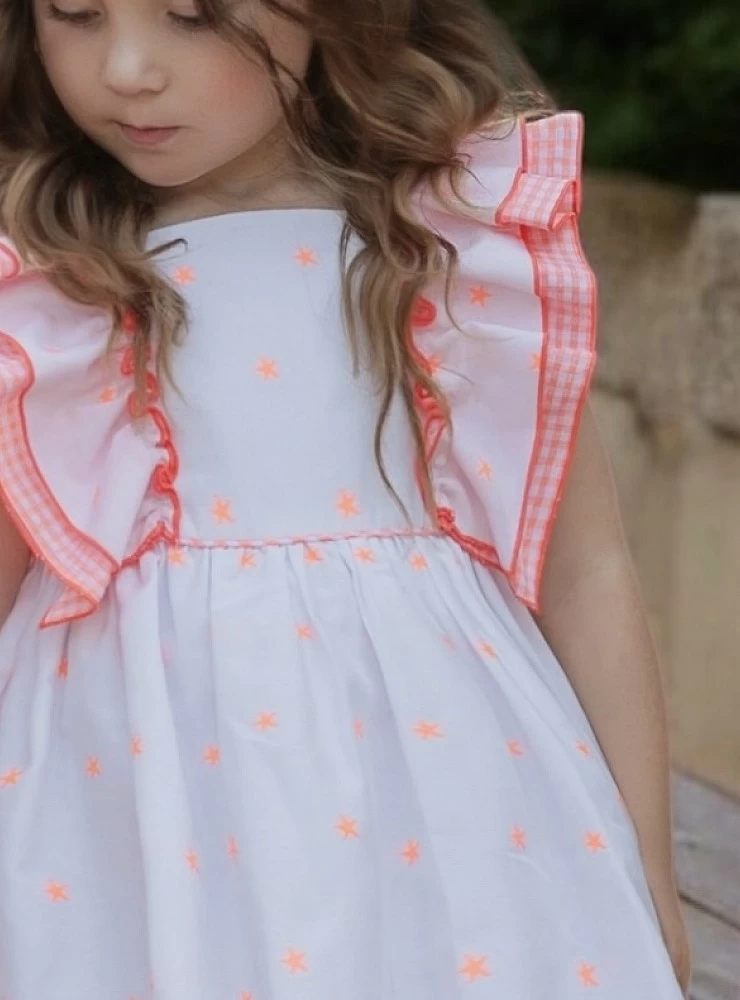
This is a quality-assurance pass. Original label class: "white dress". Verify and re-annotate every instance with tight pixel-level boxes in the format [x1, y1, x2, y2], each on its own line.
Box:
[0, 114, 683, 999]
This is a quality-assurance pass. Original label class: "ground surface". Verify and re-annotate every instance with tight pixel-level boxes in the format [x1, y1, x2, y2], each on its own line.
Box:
[673, 771, 740, 999]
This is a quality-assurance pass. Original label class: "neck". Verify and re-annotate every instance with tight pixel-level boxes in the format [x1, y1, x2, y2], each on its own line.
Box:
[151, 123, 340, 228]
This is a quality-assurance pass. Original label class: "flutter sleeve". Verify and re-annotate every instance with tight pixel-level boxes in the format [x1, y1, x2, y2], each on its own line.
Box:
[0, 237, 178, 627]
[409, 112, 598, 611]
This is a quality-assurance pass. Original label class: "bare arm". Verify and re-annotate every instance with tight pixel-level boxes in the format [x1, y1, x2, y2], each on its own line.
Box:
[0, 502, 29, 628]
[534, 398, 675, 877]
[533, 399, 692, 994]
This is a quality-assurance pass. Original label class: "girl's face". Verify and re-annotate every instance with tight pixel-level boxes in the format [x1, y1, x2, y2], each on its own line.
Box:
[32, 0, 312, 195]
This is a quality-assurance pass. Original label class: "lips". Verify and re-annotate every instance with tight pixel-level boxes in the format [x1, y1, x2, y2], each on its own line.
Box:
[117, 122, 181, 146]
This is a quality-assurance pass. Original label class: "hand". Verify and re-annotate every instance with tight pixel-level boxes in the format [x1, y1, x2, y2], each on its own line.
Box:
[645, 867, 692, 997]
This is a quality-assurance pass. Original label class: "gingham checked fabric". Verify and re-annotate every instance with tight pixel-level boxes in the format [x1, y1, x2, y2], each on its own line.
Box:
[497, 171, 574, 231]
[0, 238, 137, 626]
[410, 112, 597, 611]
[0, 115, 595, 624]
[0, 329, 115, 627]
[0, 201, 685, 1000]
[509, 115, 597, 603]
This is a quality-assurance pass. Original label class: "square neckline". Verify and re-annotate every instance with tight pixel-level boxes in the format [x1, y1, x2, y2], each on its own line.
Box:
[147, 205, 346, 244]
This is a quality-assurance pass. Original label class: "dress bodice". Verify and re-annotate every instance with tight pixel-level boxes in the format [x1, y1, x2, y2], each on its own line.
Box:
[149, 210, 426, 545]
[0, 113, 596, 627]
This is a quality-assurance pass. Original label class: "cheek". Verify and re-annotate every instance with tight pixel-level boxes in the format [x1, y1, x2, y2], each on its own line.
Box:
[39, 53, 93, 119]
[193, 55, 281, 132]
[201, 9, 311, 118]
[35, 25, 95, 113]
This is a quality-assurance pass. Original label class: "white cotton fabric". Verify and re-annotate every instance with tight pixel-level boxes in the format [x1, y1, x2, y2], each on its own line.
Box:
[0, 209, 683, 1000]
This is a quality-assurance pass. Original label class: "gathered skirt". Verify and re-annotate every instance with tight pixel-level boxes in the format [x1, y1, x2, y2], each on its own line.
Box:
[0, 535, 683, 999]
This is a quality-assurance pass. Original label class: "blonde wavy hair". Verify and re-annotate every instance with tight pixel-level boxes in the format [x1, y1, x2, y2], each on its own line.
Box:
[0, 0, 549, 506]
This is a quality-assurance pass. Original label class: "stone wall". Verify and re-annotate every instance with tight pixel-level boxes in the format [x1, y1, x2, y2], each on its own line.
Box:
[580, 174, 740, 797]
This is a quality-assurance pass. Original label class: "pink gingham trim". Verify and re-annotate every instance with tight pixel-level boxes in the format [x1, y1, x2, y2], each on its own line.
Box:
[497, 171, 576, 231]
[506, 114, 598, 605]
[0, 329, 117, 627]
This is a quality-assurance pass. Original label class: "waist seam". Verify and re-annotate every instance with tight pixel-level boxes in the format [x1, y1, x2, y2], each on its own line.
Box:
[172, 526, 442, 551]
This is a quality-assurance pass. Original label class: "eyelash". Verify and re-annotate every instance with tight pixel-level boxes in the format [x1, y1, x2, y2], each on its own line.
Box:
[46, 3, 209, 30]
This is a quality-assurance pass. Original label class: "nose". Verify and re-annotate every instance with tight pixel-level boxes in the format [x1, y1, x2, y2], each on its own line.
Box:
[101, 33, 167, 96]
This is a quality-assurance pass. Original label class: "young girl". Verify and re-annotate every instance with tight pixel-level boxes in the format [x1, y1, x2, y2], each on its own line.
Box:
[0, 0, 692, 997]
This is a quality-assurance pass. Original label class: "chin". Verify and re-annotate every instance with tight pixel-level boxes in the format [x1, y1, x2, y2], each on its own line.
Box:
[118, 158, 207, 190]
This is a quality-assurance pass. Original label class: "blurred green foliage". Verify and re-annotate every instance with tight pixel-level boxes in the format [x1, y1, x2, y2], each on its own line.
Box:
[490, 0, 740, 191]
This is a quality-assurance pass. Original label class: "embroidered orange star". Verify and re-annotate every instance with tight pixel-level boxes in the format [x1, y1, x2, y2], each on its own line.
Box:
[304, 545, 323, 564]
[203, 745, 221, 766]
[294, 247, 318, 267]
[172, 265, 196, 285]
[239, 550, 257, 569]
[296, 623, 314, 640]
[353, 718, 365, 738]
[409, 553, 428, 570]
[400, 839, 420, 864]
[577, 962, 599, 987]
[335, 815, 360, 839]
[45, 880, 70, 902]
[458, 954, 492, 982]
[510, 825, 527, 850]
[477, 459, 493, 480]
[130, 736, 144, 757]
[57, 657, 69, 679]
[254, 711, 279, 731]
[168, 548, 187, 566]
[98, 386, 118, 403]
[211, 496, 234, 525]
[413, 720, 444, 740]
[441, 634, 456, 649]
[477, 640, 498, 658]
[584, 831, 607, 853]
[507, 739, 525, 757]
[185, 849, 200, 873]
[468, 285, 491, 306]
[576, 740, 593, 758]
[529, 351, 542, 372]
[256, 357, 279, 380]
[281, 948, 309, 973]
[354, 547, 375, 564]
[336, 489, 360, 518]
[0, 767, 22, 788]
[86, 756, 102, 778]
[227, 835, 240, 860]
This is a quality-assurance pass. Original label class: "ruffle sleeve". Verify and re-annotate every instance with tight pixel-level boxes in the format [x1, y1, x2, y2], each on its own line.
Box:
[409, 112, 598, 611]
[0, 237, 179, 628]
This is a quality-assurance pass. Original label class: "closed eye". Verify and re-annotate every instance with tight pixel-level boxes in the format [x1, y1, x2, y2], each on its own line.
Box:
[47, 2, 99, 25]
[45, 3, 210, 30]
[169, 12, 210, 30]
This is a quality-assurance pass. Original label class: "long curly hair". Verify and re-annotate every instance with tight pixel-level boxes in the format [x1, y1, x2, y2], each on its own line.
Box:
[0, 0, 549, 508]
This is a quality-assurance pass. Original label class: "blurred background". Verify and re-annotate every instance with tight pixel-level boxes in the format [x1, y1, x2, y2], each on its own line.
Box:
[489, 2, 740, 996]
